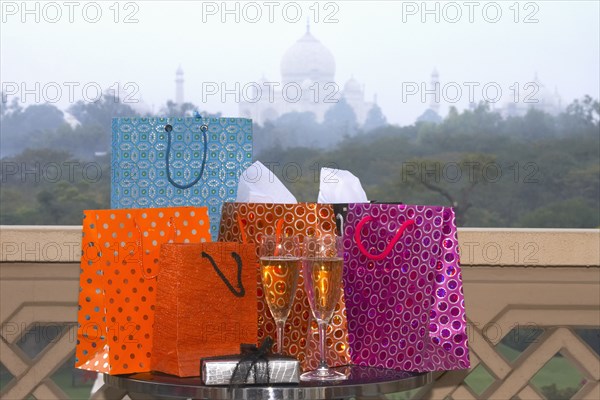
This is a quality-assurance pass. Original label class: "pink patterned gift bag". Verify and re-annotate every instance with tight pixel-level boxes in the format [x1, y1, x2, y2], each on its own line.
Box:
[343, 203, 470, 372]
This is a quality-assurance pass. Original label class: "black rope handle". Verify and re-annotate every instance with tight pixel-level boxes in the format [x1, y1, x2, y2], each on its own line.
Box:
[201, 251, 245, 297]
[165, 123, 208, 190]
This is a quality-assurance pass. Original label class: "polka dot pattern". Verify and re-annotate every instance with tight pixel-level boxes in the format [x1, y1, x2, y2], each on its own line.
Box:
[219, 202, 351, 371]
[75, 207, 211, 375]
[343, 203, 469, 372]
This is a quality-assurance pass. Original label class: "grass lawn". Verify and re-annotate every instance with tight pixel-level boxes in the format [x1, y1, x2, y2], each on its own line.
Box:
[383, 343, 585, 399]
[464, 343, 584, 396]
[0, 367, 94, 400]
[50, 368, 95, 400]
[4, 342, 587, 399]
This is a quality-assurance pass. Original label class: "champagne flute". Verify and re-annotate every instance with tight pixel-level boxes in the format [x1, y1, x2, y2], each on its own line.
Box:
[259, 235, 300, 354]
[300, 235, 348, 381]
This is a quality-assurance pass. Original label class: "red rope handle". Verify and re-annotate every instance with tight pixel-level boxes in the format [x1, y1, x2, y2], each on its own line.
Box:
[354, 215, 415, 261]
[236, 214, 248, 244]
[274, 219, 284, 256]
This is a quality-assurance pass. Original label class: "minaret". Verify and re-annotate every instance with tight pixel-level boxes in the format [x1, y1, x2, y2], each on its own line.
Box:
[430, 68, 440, 114]
[554, 86, 562, 110]
[175, 65, 184, 105]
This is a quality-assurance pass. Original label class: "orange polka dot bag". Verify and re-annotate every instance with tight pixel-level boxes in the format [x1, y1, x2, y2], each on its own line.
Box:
[218, 202, 351, 371]
[75, 207, 211, 375]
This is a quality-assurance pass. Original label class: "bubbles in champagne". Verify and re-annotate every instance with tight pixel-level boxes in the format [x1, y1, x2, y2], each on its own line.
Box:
[303, 257, 344, 323]
[260, 257, 300, 322]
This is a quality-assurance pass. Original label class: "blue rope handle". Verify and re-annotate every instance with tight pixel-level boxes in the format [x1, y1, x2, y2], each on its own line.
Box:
[165, 123, 208, 190]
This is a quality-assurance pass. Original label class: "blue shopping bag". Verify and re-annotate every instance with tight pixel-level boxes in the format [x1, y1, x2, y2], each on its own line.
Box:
[111, 116, 253, 239]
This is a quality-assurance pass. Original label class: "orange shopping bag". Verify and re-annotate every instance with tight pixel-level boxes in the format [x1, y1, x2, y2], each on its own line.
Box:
[152, 242, 258, 377]
[218, 202, 351, 371]
[75, 207, 211, 375]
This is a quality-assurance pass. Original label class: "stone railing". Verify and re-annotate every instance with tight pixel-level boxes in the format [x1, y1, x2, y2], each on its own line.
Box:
[1, 226, 598, 399]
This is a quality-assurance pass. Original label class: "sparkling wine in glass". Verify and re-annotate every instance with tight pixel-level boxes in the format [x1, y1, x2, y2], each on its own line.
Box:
[259, 235, 300, 354]
[300, 235, 348, 381]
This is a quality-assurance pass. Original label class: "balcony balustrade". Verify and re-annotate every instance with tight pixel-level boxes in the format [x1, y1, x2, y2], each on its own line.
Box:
[1, 226, 598, 399]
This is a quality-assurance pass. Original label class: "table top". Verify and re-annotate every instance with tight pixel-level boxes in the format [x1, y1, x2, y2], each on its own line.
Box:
[104, 365, 432, 400]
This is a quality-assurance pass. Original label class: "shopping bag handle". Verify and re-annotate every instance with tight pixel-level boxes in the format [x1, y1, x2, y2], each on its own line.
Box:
[336, 213, 344, 236]
[354, 215, 415, 261]
[164, 123, 208, 190]
[133, 216, 177, 280]
[237, 215, 248, 244]
[201, 251, 246, 297]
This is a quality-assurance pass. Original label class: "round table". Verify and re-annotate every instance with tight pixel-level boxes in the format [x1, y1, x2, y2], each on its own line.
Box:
[104, 365, 432, 400]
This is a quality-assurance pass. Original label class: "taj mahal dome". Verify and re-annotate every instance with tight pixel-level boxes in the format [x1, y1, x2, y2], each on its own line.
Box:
[238, 25, 376, 126]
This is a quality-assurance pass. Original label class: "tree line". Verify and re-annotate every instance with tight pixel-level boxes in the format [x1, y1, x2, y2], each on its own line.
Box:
[1, 93, 598, 227]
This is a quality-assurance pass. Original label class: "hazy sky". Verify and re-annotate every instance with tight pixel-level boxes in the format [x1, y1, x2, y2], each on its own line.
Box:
[2, 0, 599, 125]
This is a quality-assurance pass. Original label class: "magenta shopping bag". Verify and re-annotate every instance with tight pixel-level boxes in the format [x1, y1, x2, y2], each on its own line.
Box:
[342, 203, 470, 372]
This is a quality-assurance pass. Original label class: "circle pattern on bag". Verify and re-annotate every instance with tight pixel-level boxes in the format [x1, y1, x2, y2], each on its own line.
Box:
[75, 207, 211, 374]
[343, 203, 469, 372]
[219, 202, 350, 371]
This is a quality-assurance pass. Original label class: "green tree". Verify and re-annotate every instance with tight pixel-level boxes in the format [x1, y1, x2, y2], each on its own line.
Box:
[562, 94, 600, 129]
[68, 92, 139, 127]
[0, 103, 65, 156]
[503, 108, 558, 138]
[0, 148, 110, 225]
[518, 198, 599, 228]
[363, 104, 387, 132]
[415, 109, 442, 124]
[399, 154, 497, 226]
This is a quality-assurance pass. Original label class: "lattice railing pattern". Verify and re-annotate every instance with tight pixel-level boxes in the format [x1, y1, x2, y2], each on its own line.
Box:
[1, 227, 599, 399]
[0, 262, 79, 400]
[424, 264, 600, 400]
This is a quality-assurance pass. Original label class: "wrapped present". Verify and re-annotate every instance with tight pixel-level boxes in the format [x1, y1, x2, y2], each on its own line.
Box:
[201, 338, 300, 385]
[218, 202, 351, 372]
[343, 203, 470, 372]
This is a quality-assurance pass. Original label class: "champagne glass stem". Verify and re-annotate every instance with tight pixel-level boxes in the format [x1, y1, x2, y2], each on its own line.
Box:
[276, 320, 285, 354]
[318, 320, 328, 370]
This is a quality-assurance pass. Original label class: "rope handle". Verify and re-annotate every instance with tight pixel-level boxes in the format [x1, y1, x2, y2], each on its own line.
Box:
[201, 251, 245, 297]
[165, 123, 208, 190]
[133, 216, 177, 280]
[354, 215, 415, 261]
[336, 213, 344, 236]
[273, 219, 284, 257]
[237, 215, 248, 244]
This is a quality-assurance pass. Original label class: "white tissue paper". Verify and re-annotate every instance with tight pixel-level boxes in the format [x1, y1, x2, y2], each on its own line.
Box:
[317, 168, 369, 203]
[236, 161, 298, 203]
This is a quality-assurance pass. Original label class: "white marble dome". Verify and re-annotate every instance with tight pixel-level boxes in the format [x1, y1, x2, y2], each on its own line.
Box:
[344, 77, 362, 93]
[280, 29, 336, 84]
